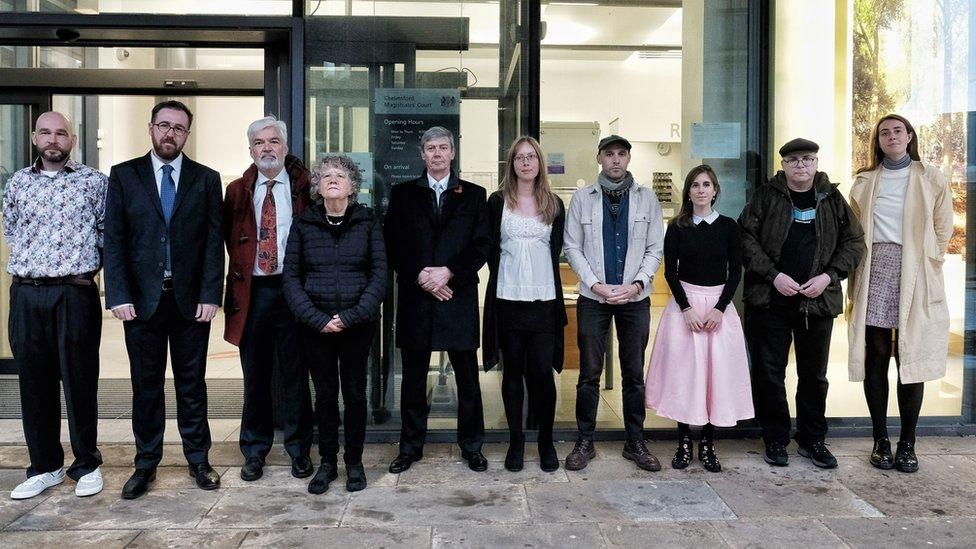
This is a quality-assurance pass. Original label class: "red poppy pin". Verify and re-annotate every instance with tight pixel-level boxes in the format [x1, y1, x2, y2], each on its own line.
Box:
[453, 186, 463, 194]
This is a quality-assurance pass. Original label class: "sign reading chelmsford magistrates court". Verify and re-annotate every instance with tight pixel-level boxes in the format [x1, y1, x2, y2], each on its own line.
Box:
[373, 88, 461, 210]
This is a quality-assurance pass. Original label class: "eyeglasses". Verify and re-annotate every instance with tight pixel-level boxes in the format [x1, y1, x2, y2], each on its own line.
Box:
[782, 155, 817, 167]
[514, 153, 538, 163]
[151, 122, 190, 137]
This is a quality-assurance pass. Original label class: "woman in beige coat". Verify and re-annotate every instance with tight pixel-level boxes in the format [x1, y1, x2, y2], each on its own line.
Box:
[847, 113, 954, 473]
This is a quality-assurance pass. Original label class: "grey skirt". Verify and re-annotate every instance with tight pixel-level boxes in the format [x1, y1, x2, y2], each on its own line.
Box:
[865, 242, 902, 329]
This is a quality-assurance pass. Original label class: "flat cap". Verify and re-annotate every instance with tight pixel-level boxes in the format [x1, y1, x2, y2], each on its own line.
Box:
[779, 138, 819, 157]
[598, 134, 632, 152]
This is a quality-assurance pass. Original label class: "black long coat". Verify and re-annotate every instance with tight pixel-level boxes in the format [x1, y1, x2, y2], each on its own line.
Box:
[481, 191, 567, 372]
[104, 153, 223, 319]
[383, 171, 489, 351]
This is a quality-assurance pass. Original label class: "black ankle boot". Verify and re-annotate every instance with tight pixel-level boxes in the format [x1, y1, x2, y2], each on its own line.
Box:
[894, 440, 919, 473]
[699, 439, 721, 473]
[870, 438, 894, 470]
[672, 435, 693, 470]
[538, 441, 559, 472]
[505, 435, 525, 472]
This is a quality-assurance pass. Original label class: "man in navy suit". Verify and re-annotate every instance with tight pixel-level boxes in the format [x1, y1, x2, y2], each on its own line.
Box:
[104, 100, 224, 499]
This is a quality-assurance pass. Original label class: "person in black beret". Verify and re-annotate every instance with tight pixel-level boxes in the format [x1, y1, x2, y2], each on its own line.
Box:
[738, 137, 864, 469]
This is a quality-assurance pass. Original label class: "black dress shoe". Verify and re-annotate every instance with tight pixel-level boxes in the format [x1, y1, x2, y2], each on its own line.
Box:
[188, 462, 220, 490]
[346, 463, 367, 492]
[240, 458, 264, 482]
[870, 438, 894, 470]
[505, 438, 525, 472]
[121, 468, 156, 500]
[291, 455, 314, 479]
[894, 440, 919, 473]
[461, 450, 488, 472]
[308, 462, 338, 494]
[389, 452, 422, 474]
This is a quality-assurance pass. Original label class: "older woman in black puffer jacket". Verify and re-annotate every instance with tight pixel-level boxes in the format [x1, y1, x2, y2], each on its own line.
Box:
[283, 153, 386, 495]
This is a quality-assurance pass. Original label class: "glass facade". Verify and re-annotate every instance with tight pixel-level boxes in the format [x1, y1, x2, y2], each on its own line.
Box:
[0, 0, 973, 434]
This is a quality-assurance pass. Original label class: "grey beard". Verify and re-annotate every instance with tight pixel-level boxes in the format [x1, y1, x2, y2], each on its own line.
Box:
[257, 158, 283, 172]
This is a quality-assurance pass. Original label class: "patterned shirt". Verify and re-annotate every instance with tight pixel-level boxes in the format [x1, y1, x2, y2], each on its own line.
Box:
[2, 159, 107, 277]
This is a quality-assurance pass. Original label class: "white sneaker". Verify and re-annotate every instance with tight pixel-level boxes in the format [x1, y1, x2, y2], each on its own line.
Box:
[10, 468, 65, 499]
[75, 467, 103, 497]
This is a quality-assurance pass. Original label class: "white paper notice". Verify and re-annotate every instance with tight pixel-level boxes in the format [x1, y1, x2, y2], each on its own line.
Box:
[691, 122, 741, 159]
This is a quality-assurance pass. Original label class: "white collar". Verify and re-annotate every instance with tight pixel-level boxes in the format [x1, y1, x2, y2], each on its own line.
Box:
[427, 172, 450, 189]
[256, 167, 289, 186]
[150, 149, 183, 174]
[693, 210, 719, 225]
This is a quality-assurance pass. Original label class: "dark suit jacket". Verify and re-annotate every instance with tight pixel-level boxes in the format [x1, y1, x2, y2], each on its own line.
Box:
[482, 191, 567, 372]
[383, 171, 489, 351]
[222, 155, 312, 345]
[104, 152, 224, 320]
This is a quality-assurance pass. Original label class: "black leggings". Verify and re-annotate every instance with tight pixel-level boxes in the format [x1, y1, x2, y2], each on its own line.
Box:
[678, 423, 714, 441]
[499, 329, 557, 447]
[862, 326, 924, 442]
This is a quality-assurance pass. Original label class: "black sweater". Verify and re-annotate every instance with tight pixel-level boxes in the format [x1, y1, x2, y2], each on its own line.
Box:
[283, 203, 387, 331]
[663, 214, 742, 312]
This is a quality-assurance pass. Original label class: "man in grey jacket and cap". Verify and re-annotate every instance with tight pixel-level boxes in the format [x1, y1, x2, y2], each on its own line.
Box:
[563, 135, 665, 472]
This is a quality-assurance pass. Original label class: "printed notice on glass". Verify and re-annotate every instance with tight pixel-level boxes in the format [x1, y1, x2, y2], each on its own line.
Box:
[373, 88, 461, 211]
[547, 153, 566, 175]
[690, 122, 741, 159]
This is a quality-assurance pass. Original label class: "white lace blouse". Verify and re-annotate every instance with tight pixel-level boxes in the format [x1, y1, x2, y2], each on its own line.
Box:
[496, 207, 556, 301]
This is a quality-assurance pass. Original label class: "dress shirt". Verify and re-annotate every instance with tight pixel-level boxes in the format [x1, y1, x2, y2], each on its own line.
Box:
[252, 168, 293, 276]
[150, 150, 182, 277]
[692, 210, 719, 225]
[427, 172, 450, 205]
[2, 159, 107, 277]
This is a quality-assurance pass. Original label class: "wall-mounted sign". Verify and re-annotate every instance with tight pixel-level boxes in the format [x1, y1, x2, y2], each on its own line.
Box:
[690, 122, 741, 159]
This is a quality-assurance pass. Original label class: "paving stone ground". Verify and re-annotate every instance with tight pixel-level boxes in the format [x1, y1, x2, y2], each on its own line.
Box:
[1, 431, 975, 548]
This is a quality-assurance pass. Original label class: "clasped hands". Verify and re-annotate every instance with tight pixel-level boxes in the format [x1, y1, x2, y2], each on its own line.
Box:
[321, 314, 346, 333]
[773, 272, 830, 298]
[592, 282, 641, 305]
[418, 266, 453, 301]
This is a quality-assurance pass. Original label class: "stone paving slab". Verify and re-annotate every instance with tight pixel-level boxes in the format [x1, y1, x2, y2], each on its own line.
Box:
[432, 523, 606, 548]
[127, 529, 248, 548]
[99, 465, 234, 492]
[710, 518, 847, 548]
[198, 488, 348, 529]
[5, 489, 222, 530]
[242, 525, 433, 548]
[821, 517, 976, 548]
[397, 459, 569, 487]
[0, 496, 49, 529]
[0, 529, 140, 548]
[599, 521, 728, 548]
[341, 485, 529, 527]
[707, 476, 882, 519]
[221, 465, 398, 489]
[525, 480, 735, 523]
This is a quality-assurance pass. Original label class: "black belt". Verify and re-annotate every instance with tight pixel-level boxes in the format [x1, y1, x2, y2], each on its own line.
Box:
[12, 273, 96, 286]
[162, 277, 174, 291]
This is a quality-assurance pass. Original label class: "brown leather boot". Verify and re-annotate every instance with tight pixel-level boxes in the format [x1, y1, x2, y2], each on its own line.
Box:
[564, 439, 596, 471]
[622, 439, 661, 472]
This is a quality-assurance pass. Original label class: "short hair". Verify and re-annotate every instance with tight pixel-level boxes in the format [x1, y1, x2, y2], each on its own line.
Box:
[310, 154, 363, 205]
[420, 126, 455, 151]
[246, 115, 288, 146]
[151, 100, 194, 128]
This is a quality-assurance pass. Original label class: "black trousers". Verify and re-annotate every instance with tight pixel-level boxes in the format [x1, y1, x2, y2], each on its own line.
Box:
[499, 328, 556, 445]
[124, 290, 212, 469]
[576, 296, 650, 442]
[238, 277, 312, 461]
[399, 348, 484, 455]
[10, 282, 102, 480]
[746, 304, 833, 446]
[304, 322, 376, 465]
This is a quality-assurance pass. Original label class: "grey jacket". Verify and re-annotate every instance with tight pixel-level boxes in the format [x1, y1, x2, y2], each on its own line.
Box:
[564, 180, 665, 302]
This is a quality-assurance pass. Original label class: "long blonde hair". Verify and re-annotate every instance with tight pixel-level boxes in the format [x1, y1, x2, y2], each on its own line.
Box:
[500, 136, 559, 225]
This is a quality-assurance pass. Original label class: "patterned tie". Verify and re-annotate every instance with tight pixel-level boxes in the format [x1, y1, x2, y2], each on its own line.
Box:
[257, 180, 278, 274]
[160, 164, 176, 271]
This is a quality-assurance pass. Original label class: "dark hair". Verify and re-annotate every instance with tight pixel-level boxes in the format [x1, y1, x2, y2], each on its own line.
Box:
[857, 113, 920, 173]
[151, 100, 194, 128]
[672, 164, 720, 228]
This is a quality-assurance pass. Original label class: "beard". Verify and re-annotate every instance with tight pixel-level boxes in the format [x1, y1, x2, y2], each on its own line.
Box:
[152, 136, 183, 161]
[256, 156, 283, 173]
[41, 147, 69, 163]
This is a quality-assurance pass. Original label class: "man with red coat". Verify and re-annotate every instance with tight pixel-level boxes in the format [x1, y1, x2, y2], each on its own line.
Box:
[223, 116, 313, 481]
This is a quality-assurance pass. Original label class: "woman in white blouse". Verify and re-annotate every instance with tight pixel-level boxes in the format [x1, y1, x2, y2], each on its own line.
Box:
[483, 136, 567, 473]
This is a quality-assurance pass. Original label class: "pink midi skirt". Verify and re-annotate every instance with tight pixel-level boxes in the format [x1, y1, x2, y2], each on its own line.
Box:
[644, 282, 754, 427]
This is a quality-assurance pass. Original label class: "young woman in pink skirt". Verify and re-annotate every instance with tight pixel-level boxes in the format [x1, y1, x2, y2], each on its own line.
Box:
[645, 165, 754, 472]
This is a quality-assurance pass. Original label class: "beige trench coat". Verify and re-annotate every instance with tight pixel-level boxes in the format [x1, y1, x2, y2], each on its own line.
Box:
[846, 162, 954, 384]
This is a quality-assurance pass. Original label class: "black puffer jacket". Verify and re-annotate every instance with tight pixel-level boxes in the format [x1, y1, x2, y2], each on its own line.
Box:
[738, 171, 864, 317]
[283, 203, 387, 331]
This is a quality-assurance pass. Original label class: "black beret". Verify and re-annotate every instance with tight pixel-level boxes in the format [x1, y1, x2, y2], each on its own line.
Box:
[598, 134, 632, 152]
[779, 138, 819, 157]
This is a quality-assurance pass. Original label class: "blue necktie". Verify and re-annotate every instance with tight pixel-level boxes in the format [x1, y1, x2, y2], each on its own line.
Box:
[160, 164, 176, 271]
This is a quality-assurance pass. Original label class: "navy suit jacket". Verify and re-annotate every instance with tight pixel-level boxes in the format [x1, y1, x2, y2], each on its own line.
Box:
[104, 152, 224, 320]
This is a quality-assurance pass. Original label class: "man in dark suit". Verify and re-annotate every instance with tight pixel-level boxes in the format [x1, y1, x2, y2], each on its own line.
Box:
[104, 100, 224, 499]
[222, 116, 314, 482]
[384, 126, 490, 474]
